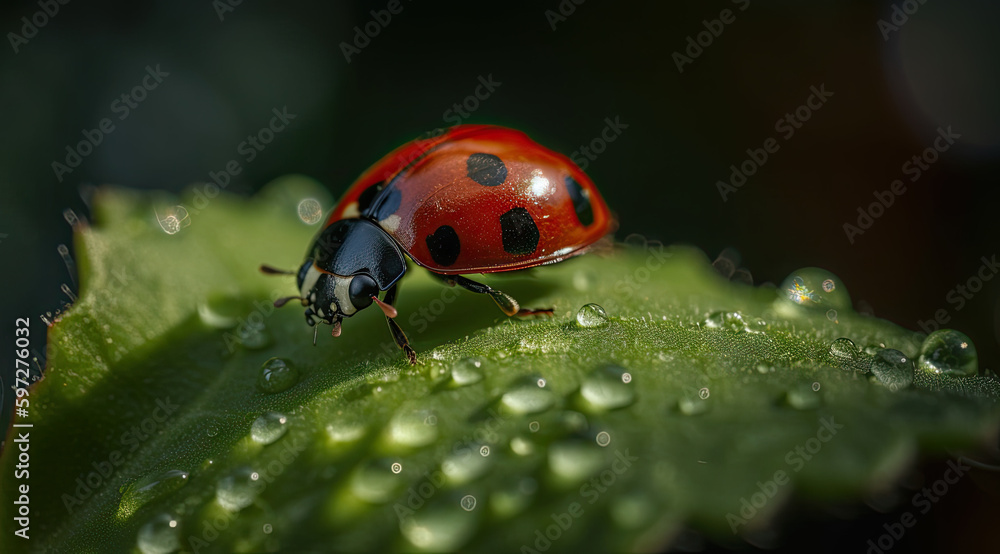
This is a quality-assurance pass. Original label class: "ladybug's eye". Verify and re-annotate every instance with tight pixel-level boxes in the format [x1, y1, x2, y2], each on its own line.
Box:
[348, 275, 378, 310]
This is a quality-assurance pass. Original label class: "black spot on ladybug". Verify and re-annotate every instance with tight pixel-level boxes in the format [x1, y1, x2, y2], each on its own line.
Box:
[499, 207, 539, 256]
[564, 176, 594, 227]
[426, 225, 461, 267]
[466, 153, 507, 187]
[370, 186, 402, 221]
[357, 182, 384, 212]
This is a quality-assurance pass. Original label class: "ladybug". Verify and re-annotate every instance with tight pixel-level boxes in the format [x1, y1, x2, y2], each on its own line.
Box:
[262, 125, 614, 364]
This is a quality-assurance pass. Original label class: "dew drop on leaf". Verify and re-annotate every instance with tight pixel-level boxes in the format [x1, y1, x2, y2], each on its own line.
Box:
[400, 502, 478, 550]
[576, 303, 609, 328]
[502, 383, 556, 414]
[580, 365, 636, 410]
[119, 470, 189, 517]
[250, 411, 289, 445]
[216, 467, 260, 511]
[257, 357, 298, 393]
[778, 268, 852, 312]
[388, 409, 439, 448]
[451, 357, 484, 386]
[918, 330, 978, 377]
[136, 513, 180, 554]
[871, 349, 915, 391]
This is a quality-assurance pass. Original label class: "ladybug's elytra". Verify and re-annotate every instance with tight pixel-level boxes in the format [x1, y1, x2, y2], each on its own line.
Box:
[262, 125, 614, 364]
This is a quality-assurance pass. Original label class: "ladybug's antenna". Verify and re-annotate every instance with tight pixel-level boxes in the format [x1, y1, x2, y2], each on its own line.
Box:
[274, 296, 305, 308]
[260, 264, 295, 275]
[312, 325, 319, 346]
[370, 295, 398, 319]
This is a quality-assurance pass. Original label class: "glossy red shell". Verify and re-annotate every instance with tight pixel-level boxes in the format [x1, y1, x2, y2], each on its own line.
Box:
[325, 125, 614, 274]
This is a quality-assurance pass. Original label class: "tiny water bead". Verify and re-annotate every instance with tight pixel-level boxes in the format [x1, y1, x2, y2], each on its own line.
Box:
[528, 421, 540, 432]
[257, 357, 299, 393]
[451, 357, 484, 386]
[119, 470, 190, 516]
[829, 338, 866, 371]
[442, 447, 493, 484]
[549, 440, 606, 481]
[502, 382, 556, 414]
[595, 431, 612, 447]
[297, 198, 323, 224]
[703, 311, 749, 333]
[326, 413, 367, 444]
[250, 412, 289, 445]
[778, 268, 852, 312]
[811, 382, 821, 391]
[871, 349, 914, 391]
[216, 467, 260, 511]
[461, 495, 477, 511]
[391, 462, 403, 474]
[575, 303, 609, 328]
[400, 501, 478, 550]
[918, 330, 978, 377]
[388, 409, 439, 448]
[699, 387, 710, 400]
[197, 294, 243, 329]
[580, 365, 636, 410]
[136, 513, 180, 554]
[351, 459, 405, 503]
[785, 384, 821, 410]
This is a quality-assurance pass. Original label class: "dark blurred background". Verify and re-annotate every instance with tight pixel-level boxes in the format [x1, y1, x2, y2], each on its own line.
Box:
[1, 0, 998, 551]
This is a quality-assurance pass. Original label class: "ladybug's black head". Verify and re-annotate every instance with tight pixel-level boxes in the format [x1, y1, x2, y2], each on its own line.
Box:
[266, 218, 407, 340]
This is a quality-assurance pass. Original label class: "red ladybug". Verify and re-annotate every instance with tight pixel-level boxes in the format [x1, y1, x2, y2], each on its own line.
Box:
[262, 125, 614, 364]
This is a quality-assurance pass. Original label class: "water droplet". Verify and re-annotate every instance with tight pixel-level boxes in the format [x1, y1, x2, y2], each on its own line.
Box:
[595, 431, 612, 447]
[480, 445, 491, 456]
[785, 383, 821, 410]
[400, 502, 478, 550]
[240, 327, 271, 350]
[257, 357, 298, 393]
[250, 412, 288, 445]
[442, 446, 493, 484]
[826, 309, 839, 323]
[502, 383, 556, 414]
[297, 198, 323, 224]
[263, 523, 273, 534]
[698, 387, 710, 399]
[778, 268, 852, 311]
[528, 421, 540, 432]
[678, 391, 710, 416]
[576, 303, 609, 328]
[510, 436, 534, 456]
[351, 459, 403, 503]
[580, 365, 636, 410]
[490, 478, 537, 517]
[197, 295, 243, 329]
[388, 409, 439, 448]
[537, 378, 547, 388]
[460, 495, 477, 511]
[216, 467, 260, 511]
[829, 338, 866, 371]
[549, 440, 605, 481]
[119, 470, 189, 517]
[451, 357, 484, 386]
[811, 382, 821, 391]
[918, 330, 978, 377]
[326, 413, 367, 444]
[871, 349, 915, 390]
[137, 513, 180, 554]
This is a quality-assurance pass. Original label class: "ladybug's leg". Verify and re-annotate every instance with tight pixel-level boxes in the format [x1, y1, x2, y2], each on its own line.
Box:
[382, 284, 417, 365]
[433, 273, 553, 317]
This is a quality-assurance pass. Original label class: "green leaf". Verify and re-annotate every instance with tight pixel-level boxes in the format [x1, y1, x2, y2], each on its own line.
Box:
[3, 177, 998, 553]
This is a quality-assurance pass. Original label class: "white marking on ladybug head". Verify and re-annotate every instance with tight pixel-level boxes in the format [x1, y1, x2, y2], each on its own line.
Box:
[299, 265, 322, 300]
[341, 202, 361, 219]
[380, 214, 401, 234]
[334, 275, 357, 315]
